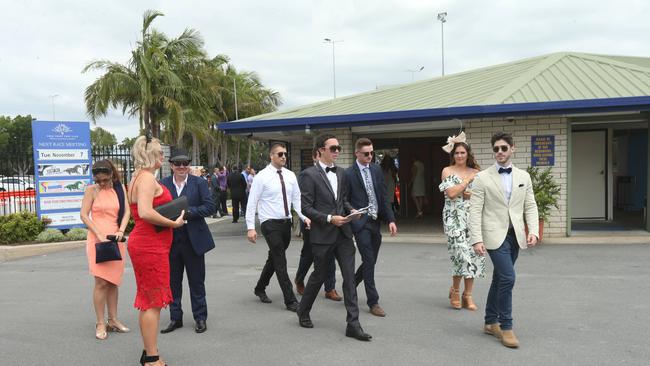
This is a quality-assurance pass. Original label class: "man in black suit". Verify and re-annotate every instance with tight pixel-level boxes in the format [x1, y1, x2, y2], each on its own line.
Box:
[297, 133, 372, 341]
[227, 166, 247, 223]
[345, 138, 397, 318]
[160, 149, 216, 334]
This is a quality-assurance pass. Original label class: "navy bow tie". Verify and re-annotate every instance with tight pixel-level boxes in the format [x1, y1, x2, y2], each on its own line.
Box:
[498, 167, 512, 174]
[326, 166, 337, 173]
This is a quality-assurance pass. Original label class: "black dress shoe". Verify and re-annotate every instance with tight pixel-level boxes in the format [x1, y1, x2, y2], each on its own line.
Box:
[160, 320, 183, 334]
[298, 314, 313, 328]
[194, 320, 207, 333]
[345, 325, 372, 341]
[254, 290, 272, 303]
[286, 301, 299, 312]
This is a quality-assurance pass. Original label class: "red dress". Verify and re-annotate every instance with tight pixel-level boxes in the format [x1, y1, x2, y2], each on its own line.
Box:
[127, 184, 174, 311]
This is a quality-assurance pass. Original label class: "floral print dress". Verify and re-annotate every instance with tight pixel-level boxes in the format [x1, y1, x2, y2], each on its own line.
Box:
[439, 175, 485, 278]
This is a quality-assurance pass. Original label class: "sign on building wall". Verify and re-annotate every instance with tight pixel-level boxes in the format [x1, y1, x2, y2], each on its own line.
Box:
[531, 135, 555, 167]
[32, 121, 92, 229]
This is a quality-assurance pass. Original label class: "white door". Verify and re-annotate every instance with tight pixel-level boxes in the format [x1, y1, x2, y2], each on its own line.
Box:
[571, 130, 607, 219]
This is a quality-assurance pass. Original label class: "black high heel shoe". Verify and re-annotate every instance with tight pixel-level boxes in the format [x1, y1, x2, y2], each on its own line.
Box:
[140, 350, 167, 366]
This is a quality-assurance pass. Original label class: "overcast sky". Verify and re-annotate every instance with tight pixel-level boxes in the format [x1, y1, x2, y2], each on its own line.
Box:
[1, 0, 649, 141]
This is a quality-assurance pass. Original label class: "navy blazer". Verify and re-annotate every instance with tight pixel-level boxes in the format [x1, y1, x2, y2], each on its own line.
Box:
[344, 162, 396, 234]
[161, 174, 216, 255]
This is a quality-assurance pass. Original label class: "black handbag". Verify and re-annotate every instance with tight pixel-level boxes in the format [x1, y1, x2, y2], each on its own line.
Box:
[95, 236, 123, 263]
[154, 195, 189, 232]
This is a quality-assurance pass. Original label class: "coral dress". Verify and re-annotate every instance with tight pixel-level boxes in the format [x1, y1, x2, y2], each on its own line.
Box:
[127, 184, 174, 311]
[86, 188, 127, 285]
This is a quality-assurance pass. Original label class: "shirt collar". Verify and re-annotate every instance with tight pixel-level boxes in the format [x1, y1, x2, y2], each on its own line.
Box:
[356, 160, 369, 170]
[496, 162, 513, 170]
[318, 160, 334, 171]
[173, 174, 189, 188]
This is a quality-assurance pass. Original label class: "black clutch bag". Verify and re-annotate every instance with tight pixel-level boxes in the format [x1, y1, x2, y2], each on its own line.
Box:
[154, 196, 188, 231]
[95, 235, 124, 263]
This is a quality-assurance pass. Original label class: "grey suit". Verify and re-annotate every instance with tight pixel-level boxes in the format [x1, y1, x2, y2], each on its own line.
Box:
[297, 164, 360, 327]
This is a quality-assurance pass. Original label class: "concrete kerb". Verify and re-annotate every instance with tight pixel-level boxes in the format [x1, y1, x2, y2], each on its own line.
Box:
[0, 240, 86, 263]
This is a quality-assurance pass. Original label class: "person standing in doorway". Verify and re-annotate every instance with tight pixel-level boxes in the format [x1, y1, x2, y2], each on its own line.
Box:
[345, 138, 397, 317]
[217, 167, 229, 216]
[469, 131, 539, 348]
[161, 149, 215, 334]
[380, 154, 398, 216]
[410, 157, 426, 218]
[439, 133, 485, 311]
[246, 143, 311, 311]
[297, 133, 371, 341]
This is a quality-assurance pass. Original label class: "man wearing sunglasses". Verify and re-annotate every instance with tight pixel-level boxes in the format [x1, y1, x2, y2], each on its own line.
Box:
[160, 149, 216, 334]
[297, 133, 371, 341]
[246, 143, 310, 311]
[468, 132, 539, 348]
[345, 138, 397, 318]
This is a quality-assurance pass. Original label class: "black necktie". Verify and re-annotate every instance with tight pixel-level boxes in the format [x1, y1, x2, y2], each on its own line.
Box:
[498, 167, 512, 174]
[277, 170, 289, 216]
[325, 166, 337, 173]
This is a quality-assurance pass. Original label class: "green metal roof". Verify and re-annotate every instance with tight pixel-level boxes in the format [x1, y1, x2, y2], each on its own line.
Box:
[239, 52, 650, 122]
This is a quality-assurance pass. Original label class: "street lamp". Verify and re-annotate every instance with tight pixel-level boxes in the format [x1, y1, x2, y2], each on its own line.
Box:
[406, 66, 424, 81]
[437, 12, 447, 76]
[324, 38, 343, 99]
[48, 94, 59, 120]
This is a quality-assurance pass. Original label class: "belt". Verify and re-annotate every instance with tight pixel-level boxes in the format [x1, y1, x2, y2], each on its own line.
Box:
[266, 218, 292, 224]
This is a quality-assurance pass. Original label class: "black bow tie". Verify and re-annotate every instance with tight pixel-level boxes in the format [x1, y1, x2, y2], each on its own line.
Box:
[498, 167, 512, 174]
[325, 166, 337, 173]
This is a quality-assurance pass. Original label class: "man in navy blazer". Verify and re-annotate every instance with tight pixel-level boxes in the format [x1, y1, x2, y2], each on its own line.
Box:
[160, 149, 215, 334]
[345, 138, 397, 317]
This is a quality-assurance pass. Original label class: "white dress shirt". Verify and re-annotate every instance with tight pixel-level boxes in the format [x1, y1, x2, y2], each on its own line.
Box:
[496, 163, 513, 203]
[173, 174, 189, 196]
[245, 164, 306, 230]
[318, 160, 337, 200]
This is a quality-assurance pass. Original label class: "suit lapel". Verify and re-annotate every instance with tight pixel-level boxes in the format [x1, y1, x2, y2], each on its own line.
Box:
[353, 163, 365, 192]
[336, 168, 343, 202]
[487, 166, 507, 203]
[316, 165, 336, 201]
[510, 167, 523, 205]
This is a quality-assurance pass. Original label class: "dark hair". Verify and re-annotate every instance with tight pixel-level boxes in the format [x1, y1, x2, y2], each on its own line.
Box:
[92, 159, 121, 183]
[355, 137, 372, 151]
[380, 154, 397, 172]
[491, 132, 514, 146]
[449, 142, 481, 170]
[312, 146, 320, 159]
[270, 142, 286, 153]
[313, 133, 337, 149]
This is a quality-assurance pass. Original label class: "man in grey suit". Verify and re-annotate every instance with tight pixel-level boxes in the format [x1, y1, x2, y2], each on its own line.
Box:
[297, 133, 371, 341]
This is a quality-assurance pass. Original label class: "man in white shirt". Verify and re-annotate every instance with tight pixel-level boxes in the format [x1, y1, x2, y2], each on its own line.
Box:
[246, 143, 311, 312]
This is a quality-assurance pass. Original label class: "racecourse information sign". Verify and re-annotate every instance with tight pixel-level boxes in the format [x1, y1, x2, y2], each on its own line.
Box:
[32, 121, 92, 229]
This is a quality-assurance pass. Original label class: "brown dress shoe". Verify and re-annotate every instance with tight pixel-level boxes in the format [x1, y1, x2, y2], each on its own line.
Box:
[369, 304, 386, 317]
[295, 279, 305, 295]
[449, 287, 461, 309]
[501, 330, 519, 348]
[325, 289, 342, 301]
[483, 323, 502, 339]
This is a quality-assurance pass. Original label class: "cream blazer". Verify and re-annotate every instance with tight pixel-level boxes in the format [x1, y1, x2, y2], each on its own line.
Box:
[468, 165, 539, 250]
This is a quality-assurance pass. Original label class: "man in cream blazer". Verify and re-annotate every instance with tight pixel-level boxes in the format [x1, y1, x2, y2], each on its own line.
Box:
[469, 132, 539, 349]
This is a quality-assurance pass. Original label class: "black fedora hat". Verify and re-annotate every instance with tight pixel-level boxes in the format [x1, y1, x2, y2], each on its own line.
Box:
[169, 148, 191, 163]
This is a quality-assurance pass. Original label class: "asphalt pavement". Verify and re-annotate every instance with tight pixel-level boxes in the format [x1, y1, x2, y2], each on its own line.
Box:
[1, 217, 649, 366]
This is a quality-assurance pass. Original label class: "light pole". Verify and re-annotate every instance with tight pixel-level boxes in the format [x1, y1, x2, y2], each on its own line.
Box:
[48, 94, 59, 120]
[324, 38, 343, 99]
[437, 12, 447, 76]
[406, 66, 424, 81]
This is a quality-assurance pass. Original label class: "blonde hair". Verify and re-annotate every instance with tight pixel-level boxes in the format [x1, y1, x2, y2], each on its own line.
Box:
[131, 135, 162, 169]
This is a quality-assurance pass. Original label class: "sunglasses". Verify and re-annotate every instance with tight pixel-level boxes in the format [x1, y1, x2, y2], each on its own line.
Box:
[359, 151, 375, 157]
[172, 161, 191, 167]
[276, 151, 288, 158]
[493, 145, 510, 153]
[323, 145, 342, 153]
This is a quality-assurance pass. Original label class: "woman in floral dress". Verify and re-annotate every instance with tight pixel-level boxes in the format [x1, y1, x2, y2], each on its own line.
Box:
[439, 138, 485, 310]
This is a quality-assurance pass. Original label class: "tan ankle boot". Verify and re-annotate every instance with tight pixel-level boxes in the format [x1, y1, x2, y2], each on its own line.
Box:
[461, 292, 477, 311]
[483, 323, 502, 339]
[501, 330, 519, 348]
[449, 287, 461, 309]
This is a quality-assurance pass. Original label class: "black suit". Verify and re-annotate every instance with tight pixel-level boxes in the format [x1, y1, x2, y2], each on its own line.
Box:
[227, 171, 247, 222]
[298, 164, 360, 327]
[345, 162, 396, 307]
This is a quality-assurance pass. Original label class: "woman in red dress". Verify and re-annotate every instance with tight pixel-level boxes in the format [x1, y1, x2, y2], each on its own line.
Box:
[128, 135, 185, 366]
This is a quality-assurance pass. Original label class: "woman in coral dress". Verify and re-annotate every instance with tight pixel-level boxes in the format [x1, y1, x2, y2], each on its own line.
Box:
[127, 136, 185, 366]
[80, 159, 131, 340]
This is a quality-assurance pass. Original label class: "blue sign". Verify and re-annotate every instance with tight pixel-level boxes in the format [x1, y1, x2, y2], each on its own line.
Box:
[531, 135, 555, 167]
[32, 121, 92, 229]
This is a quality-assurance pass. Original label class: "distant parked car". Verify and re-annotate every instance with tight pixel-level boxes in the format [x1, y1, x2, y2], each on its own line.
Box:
[0, 177, 35, 192]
